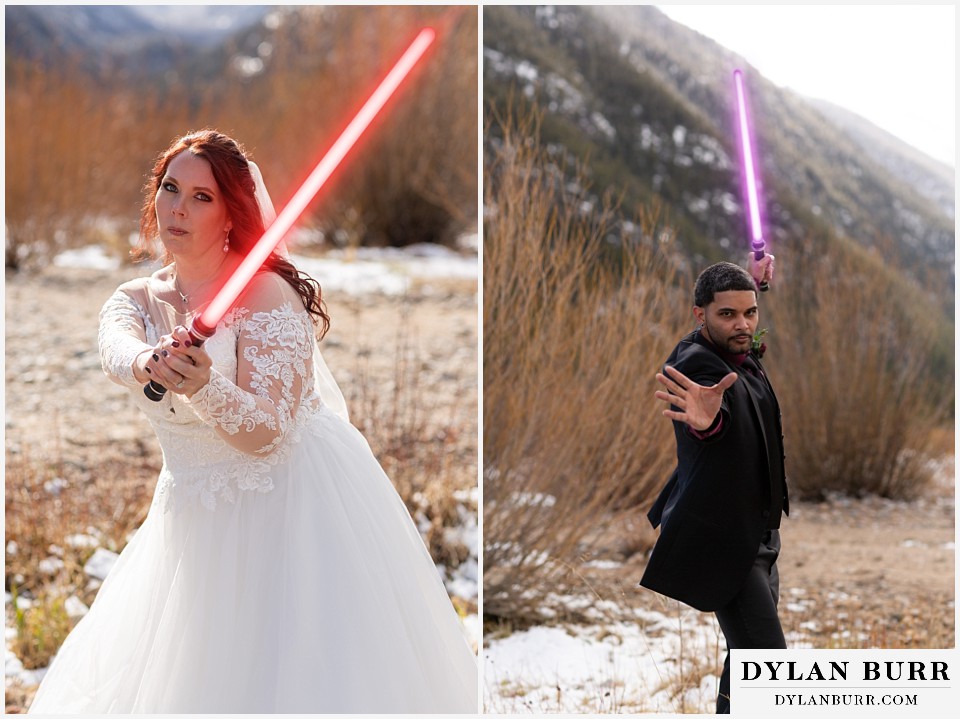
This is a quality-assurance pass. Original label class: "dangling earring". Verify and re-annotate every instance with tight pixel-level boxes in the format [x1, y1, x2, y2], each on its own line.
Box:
[223, 228, 230, 253]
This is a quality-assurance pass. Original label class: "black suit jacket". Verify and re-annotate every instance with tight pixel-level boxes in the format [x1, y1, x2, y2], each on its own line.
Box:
[639, 330, 788, 612]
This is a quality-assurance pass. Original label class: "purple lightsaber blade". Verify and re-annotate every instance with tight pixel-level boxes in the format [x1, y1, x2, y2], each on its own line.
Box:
[733, 69, 769, 291]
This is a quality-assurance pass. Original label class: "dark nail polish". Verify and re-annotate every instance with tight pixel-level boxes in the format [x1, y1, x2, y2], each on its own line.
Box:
[152, 353, 159, 362]
[145, 367, 152, 374]
[185, 340, 193, 347]
[161, 350, 169, 357]
[172, 341, 180, 348]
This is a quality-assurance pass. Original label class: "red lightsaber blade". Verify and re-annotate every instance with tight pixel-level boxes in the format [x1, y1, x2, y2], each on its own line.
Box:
[145, 27, 436, 401]
[733, 69, 769, 292]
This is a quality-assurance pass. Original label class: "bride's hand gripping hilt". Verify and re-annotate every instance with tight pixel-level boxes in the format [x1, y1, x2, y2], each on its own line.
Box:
[143, 317, 216, 402]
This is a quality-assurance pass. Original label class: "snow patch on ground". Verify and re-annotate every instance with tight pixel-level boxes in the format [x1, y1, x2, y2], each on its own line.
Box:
[53, 246, 121, 271]
[53, 243, 478, 298]
[484, 601, 724, 713]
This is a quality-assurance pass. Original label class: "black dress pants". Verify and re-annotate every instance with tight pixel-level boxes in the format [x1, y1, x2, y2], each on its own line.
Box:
[713, 529, 786, 714]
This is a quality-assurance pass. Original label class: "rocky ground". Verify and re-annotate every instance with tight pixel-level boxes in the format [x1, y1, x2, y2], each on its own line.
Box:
[775, 460, 955, 649]
[611, 457, 955, 649]
[4, 260, 479, 713]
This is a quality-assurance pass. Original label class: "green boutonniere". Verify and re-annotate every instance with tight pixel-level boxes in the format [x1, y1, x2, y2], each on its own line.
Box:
[751, 328, 768, 359]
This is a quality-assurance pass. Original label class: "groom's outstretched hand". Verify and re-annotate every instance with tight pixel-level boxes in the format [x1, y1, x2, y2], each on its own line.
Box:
[655, 364, 738, 431]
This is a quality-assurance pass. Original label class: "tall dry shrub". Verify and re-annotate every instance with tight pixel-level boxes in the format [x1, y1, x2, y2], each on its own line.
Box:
[312, 6, 479, 247]
[206, 5, 478, 249]
[765, 240, 946, 499]
[5, 58, 191, 269]
[483, 111, 691, 622]
[5, 60, 94, 268]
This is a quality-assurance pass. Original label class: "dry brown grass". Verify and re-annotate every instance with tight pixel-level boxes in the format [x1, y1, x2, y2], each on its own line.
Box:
[925, 425, 956, 457]
[10, 590, 72, 671]
[4, 430, 158, 675]
[4, 432, 157, 596]
[766, 240, 948, 500]
[350, 308, 477, 575]
[482, 109, 691, 623]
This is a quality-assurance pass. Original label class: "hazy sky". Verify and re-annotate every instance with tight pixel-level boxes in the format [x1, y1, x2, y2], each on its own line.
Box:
[657, 5, 956, 167]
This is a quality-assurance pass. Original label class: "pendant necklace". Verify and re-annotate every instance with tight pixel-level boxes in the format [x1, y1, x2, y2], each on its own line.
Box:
[172, 273, 197, 311]
[172, 250, 227, 311]
[172, 268, 219, 312]
[174, 276, 190, 307]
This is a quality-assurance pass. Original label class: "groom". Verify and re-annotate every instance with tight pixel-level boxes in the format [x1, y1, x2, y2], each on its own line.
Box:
[640, 257, 788, 714]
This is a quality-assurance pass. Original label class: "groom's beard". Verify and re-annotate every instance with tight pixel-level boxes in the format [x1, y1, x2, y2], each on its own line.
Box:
[703, 321, 752, 355]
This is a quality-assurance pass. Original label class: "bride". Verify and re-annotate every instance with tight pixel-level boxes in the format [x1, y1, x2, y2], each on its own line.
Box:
[28, 129, 478, 713]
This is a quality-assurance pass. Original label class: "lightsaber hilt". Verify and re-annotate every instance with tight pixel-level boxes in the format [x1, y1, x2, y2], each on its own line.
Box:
[752, 239, 769, 293]
[143, 317, 217, 402]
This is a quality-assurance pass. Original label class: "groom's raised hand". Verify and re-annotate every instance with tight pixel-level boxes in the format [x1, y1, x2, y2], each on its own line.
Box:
[655, 364, 738, 431]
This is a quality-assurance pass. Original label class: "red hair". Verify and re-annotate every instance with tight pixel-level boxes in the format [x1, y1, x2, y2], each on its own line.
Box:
[135, 129, 329, 337]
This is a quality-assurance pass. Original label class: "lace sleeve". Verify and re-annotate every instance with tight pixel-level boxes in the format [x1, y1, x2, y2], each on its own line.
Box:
[98, 290, 153, 388]
[184, 275, 314, 456]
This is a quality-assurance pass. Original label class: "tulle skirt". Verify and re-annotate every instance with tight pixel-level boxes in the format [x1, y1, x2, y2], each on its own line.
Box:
[28, 407, 477, 713]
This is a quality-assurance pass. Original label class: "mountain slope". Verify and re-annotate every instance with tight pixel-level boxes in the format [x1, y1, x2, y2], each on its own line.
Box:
[484, 5, 954, 300]
[808, 98, 954, 219]
[4, 5, 270, 77]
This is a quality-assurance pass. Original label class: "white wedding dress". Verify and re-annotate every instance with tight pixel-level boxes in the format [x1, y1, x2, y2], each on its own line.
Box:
[28, 270, 477, 714]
